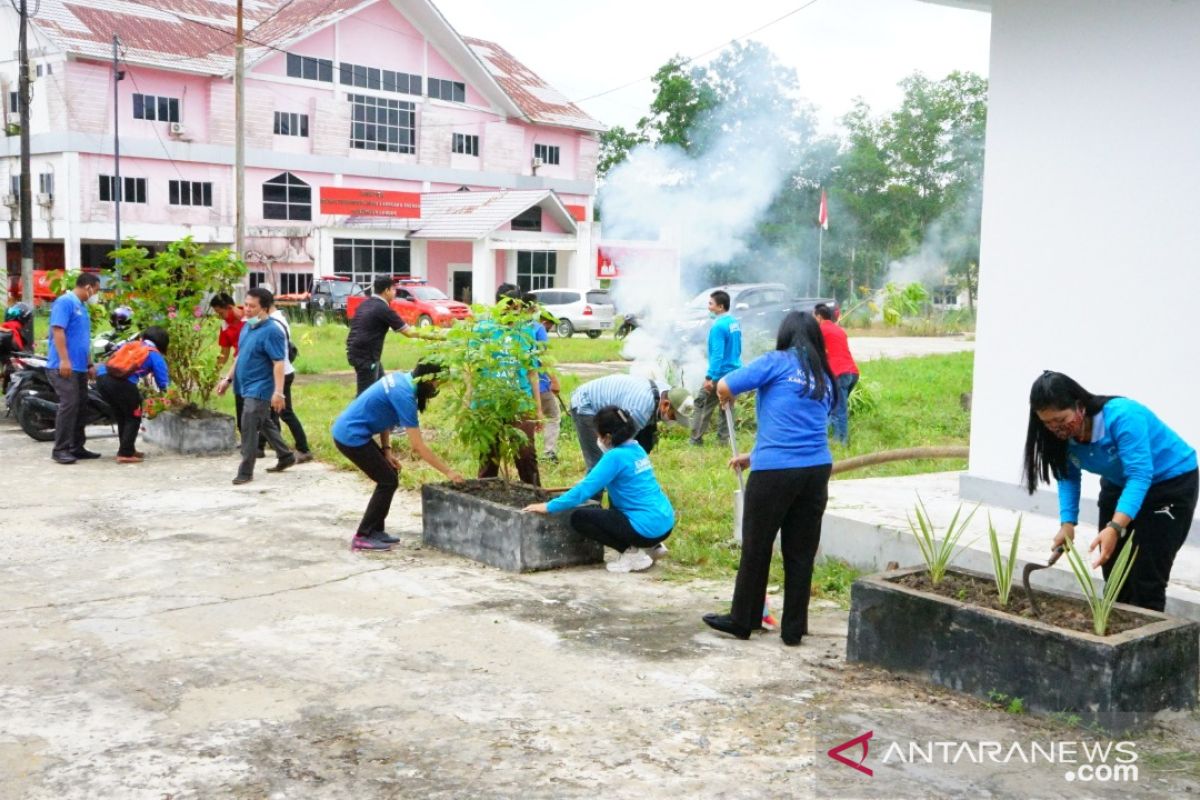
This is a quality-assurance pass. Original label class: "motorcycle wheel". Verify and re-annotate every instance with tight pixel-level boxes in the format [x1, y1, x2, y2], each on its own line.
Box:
[16, 395, 56, 441]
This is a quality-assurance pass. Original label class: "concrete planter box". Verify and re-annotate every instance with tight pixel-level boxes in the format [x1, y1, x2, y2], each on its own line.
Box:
[142, 409, 237, 455]
[847, 566, 1199, 731]
[421, 481, 604, 572]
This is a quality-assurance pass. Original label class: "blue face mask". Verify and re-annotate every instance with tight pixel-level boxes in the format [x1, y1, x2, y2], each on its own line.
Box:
[247, 315, 264, 327]
[708, 310, 717, 319]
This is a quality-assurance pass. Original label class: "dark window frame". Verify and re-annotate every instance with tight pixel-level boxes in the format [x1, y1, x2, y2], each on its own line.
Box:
[132, 92, 180, 123]
[348, 94, 415, 154]
[168, 179, 213, 207]
[428, 77, 466, 103]
[286, 53, 333, 83]
[533, 143, 561, 165]
[273, 111, 309, 137]
[99, 175, 147, 204]
[516, 250, 557, 292]
[452, 132, 479, 156]
[331, 238, 412, 285]
[511, 206, 542, 232]
[262, 171, 312, 221]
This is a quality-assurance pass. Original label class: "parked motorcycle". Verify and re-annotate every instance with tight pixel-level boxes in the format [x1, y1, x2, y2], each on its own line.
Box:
[93, 305, 135, 361]
[5, 359, 118, 442]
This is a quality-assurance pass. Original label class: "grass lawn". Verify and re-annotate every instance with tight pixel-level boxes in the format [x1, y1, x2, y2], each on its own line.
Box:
[213, 350, 973, 601]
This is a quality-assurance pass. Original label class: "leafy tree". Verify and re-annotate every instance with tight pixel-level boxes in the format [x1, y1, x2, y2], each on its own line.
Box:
[597, 124, 646, 178]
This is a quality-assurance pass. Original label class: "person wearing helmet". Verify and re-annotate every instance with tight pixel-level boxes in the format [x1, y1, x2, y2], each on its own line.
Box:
[109, 305, 133, 333]
[95, 326, 170, 464]
[1, 302, 33, 351]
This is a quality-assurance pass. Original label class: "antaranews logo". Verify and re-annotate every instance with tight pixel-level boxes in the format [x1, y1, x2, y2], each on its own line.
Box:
[827, 731, 874, 776]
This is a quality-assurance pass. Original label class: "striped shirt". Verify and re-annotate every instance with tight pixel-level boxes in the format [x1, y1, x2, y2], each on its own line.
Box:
[570, 374, 656, 429]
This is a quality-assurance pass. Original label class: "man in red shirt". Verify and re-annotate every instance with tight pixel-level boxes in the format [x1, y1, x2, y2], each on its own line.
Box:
[815, 304, 859, 445]
[210, 293, 251, 442]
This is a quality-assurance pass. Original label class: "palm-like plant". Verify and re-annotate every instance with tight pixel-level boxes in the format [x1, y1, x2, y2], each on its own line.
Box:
[907, 495, 978, 586]
[1063, 533, 1138, 636]
[987, 513, 1022, 607]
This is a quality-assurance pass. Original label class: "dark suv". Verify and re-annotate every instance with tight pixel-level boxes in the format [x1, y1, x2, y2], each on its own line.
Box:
[676, 283, 838, 344]
[308, 277, 365, 325]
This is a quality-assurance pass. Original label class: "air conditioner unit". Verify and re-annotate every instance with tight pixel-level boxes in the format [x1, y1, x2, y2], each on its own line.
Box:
[36, 192, 52, 206]
[2, 194, 16, 207]
[531, 156, 544, 169]
[168, 121, 186, 136]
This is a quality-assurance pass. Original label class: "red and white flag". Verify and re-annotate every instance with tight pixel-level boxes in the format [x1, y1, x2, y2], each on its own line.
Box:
[818, 188, 829, 231]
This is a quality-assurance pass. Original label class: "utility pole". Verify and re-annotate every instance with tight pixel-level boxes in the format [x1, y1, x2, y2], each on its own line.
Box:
[112, 35, 123, 271]
[234, 0, 245, 256]
[17, 0, 33, 305]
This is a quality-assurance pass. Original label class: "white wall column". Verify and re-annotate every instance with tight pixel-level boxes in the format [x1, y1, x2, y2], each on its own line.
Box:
[62, 152, 81, 270]
[410, 238, 427, 279]
[471, 238, 494, 304]
[505, 249, 517, 285]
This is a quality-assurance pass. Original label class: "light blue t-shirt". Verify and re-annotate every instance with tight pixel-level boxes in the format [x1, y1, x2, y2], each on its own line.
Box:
[1057, 397, 1197, 523]
[547, 440, 675, 538]
[46, 292, 91, 372]
[723, 349, 833, 471]
[331, 371, 420, 447]
[707, 313, 742, 381]
[529, 322, 552, 394]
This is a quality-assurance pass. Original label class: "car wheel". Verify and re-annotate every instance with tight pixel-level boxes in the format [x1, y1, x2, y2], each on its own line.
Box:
[556, 319, 574, 338]
[417, 314, 433, 328]
[312, 310, 327, 327]
[586, 330, 602, 339]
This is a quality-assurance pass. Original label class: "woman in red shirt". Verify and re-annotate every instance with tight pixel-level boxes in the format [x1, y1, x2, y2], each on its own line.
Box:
[814, 304, 858, 445]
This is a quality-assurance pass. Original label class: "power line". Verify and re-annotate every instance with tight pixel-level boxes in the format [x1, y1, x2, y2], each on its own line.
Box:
[117, 47, 188, 183]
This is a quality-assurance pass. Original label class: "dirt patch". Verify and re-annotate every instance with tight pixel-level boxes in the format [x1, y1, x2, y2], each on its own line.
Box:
[893, 571, 1149, 635]
[446, 479, 557, 508]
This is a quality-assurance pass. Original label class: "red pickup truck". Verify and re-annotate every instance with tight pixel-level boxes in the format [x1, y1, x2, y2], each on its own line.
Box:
[345, 279, 471, 328]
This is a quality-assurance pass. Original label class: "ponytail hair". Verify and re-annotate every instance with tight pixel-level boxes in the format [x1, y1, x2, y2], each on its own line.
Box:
[595, 405, 637, 446]
[411, 359, 444, 413]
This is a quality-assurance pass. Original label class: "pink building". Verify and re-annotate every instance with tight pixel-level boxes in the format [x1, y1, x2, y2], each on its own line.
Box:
[0, 0, 603, 303]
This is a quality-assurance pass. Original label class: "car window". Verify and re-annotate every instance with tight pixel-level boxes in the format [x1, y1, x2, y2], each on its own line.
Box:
[586, 290, 611, 306]
[532, 291, 555, 305]
[761, 289, 786, 305]
[409, 286, 448, 301]
[736, 291, 760, 308]
[330, 282, 355, 297]
[556, 292, 581, 305]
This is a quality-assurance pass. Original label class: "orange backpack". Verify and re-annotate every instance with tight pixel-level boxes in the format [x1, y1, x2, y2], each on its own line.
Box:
[105, 340, 152, 379]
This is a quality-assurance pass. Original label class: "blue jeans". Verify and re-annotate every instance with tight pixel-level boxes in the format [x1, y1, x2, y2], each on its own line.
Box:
[830, 373, 858, 445]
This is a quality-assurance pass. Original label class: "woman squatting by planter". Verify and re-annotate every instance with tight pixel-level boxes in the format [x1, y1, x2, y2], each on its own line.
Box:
[1023, 371, 1198, 612]
[703, 311, 836, 646]
[94, 326, 170, 464]
[522, 405, 675, 573]
[332, 361, 464, 552]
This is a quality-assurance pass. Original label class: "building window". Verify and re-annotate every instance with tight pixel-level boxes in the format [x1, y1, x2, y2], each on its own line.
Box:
[286, 53, 333, 83]
[338, 62, 421, 96]
[7, 92, 16, 113]
[262, 172, 311, 221]
[533, 144, 560, 165]
[133, 93, 180, 123]
[38, 173, 52, 197]
[99, 175, 147, 204]
[452, 133, 479, 156]
[8, 174, 19, 201]
[511, 206, 541, 232]
[278, 272, 314, 296]
[248, 271, 268, 289]
[348, 94, 415, 154]
[517, 251, 556, 291]
[332, 238, 411, 285]
[168, 180, 213, 207]
[273, 111, 309, 137]
[428, 78, 466, 103]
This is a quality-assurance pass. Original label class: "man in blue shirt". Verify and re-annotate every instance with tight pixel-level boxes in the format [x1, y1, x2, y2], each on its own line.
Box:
[216, 287, 294, 484]
[46, 272, 101, 464]
[690, 289, 742, 446]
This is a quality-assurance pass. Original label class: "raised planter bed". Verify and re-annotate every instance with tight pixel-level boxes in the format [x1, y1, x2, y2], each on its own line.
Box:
[421, 479, 604, 572]
[847, 566, 1199, 731]
[142, 408, 236, 455]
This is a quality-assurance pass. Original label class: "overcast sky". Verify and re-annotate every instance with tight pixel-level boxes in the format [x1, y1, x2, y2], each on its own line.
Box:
[434, 0, 991, 133]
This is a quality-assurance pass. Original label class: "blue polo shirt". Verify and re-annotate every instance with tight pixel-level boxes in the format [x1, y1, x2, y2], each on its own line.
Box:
[547, 440, 675, 538]
[707, 313, 742, 381]
[529, 322, 551, 393]
[233, 317, 287, 401]
[332, 371, 420, 447]
[46, 292, 91, 372]
[723, 349, 833, 471]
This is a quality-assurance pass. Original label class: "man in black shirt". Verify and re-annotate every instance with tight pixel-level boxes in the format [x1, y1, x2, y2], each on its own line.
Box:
[346, 276, 422, 395]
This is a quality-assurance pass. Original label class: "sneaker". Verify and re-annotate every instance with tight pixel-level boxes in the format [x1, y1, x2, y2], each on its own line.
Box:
[115, 455, 144, 464]
[647, 543, 669, 560]
[351, 535, 391, 552]
[72, 449, 102, 460]
[606, 548, 653, 573]
[368, 530, 400, 544]
[295, 451, 314, 464]
[266, 454, 297, 473]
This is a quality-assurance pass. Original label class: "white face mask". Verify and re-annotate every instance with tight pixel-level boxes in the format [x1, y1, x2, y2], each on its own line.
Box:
[596, 437, 611, 453]
[87, 292, 100, 306]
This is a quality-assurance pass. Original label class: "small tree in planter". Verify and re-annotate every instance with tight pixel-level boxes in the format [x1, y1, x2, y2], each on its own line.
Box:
[107, 237, 246, 453]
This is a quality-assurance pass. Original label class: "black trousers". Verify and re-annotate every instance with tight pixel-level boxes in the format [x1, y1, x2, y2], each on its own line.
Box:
[277, 372, 310, 453]
[237, 397, 292, 479]
[47, 370, 88, 459]
[353, 361, 383, 397]
[336, 438, 399, 536]
[730, 464, 831, 642]
[1098, 468, 1198, 612]
[569, 507, 669, 554]
[96, 374, 142, 457]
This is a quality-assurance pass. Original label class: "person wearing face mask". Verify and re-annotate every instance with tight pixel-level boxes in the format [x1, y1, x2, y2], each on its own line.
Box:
[46, 272, 102, 464]
[523, 405, 675, 573]
[1023, 371, 1197, 612]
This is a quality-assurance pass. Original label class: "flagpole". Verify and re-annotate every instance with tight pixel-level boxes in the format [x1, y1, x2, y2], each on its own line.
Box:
[817, 224, 823, 296]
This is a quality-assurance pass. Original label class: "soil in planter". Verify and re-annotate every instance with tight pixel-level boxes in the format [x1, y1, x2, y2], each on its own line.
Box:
[159, 404, 231, 420]
[447, 480, 556, 509]
[893, 571, 1151, 636]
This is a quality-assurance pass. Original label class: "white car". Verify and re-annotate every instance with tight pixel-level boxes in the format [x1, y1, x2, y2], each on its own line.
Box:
[529, 288, 615, 338]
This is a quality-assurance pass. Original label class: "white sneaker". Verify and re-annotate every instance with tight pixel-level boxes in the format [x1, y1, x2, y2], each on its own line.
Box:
[607, 548, 654, 573]
[647, 543, 669, 560]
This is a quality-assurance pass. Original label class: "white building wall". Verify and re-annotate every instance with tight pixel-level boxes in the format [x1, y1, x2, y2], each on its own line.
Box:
[964, 0, 1200, 514]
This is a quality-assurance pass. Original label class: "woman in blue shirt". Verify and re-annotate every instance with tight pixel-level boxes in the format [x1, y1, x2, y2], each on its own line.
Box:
[332, 360, 464, 552]
[1023, 371, 1197, 611]
[95, 326, 170, 464]
[703, 311, 837, 646]
[523, 405, 675, 574]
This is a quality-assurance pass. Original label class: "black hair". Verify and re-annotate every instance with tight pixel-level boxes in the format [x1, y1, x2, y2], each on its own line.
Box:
[209, 292, 235, 310]
[76, 273, 101, 288]
[411, 359, 444, 413]
[813, 303, 834, 321]
[140, 325, 170, 356]
[1022, 371, 1115, 494]
[775, 311, 836, 402]
[710, 290, 731, 312]
[496, 283, 523, 304]
[595, 404, 637, 447]
[246, 286, 275, 309]
[373, 276, 394, 295]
